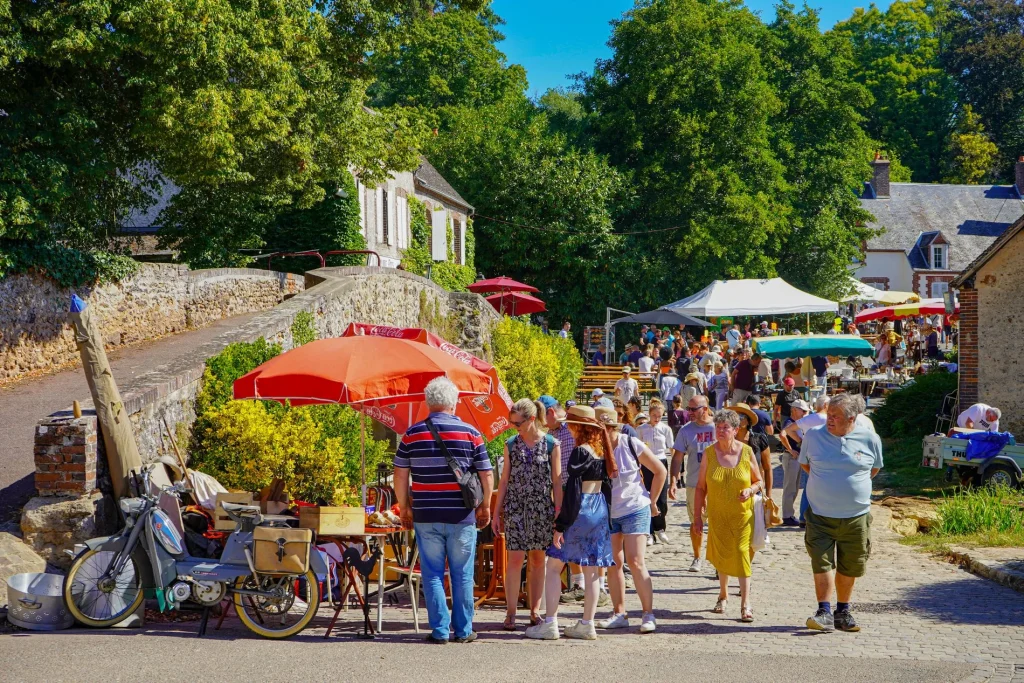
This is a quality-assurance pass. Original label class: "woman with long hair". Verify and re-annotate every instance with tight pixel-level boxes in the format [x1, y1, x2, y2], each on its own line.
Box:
[493, 399, 561, 631]
[526, 406, 618, 641]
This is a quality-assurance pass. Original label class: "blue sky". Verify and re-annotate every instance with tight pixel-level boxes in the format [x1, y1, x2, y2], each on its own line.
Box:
[492, 0, 893, 97]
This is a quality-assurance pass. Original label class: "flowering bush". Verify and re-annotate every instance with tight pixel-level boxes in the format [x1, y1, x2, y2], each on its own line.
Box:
[491, 316, 583, 404]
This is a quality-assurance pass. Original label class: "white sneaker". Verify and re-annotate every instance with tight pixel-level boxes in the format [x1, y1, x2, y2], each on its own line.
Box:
[655, 531, 671, 544]
[647, 535, 654, 546]
[524, 620, 560, 640]
[639, 612, 656, 634]
[688, 557, 702, 573]
[598, 613, 629, 629]
[563, 620, 597, 640]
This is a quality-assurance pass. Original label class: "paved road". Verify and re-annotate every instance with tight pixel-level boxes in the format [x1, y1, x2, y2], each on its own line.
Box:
[0, 314, 258, 522]
[3, 466, 1021, 682]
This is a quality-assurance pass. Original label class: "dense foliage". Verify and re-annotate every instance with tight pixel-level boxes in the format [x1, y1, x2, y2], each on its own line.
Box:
[401, 196, 476, 291]
[490, 316, 584, 405]
[872, 371, 959, 439]
[0, 242, 139, 287]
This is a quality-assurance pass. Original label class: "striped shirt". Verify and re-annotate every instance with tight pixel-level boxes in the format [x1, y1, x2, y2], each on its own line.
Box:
[394, 412, 492, 524]
[551, 423, 576, 486]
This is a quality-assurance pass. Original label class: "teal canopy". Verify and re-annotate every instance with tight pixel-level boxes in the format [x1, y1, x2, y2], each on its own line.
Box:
[751, 334, 875, 359]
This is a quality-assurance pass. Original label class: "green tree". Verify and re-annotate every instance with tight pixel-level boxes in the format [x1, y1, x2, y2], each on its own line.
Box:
[833, 1, 957, 182]
[942, 105, 999, 184]
[942, 0, 1024, 175]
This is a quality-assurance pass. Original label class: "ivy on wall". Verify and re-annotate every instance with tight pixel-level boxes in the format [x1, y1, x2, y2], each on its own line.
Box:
[0, 241, 139, 287]
[401, 195, 475, 291]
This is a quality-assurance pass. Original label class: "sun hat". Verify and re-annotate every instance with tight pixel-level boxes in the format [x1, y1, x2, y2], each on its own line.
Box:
[591, 388, 604, 397]
[791, 399, 810, 413]
[621, 366, 632, 373]
[594, 406, 620, 427]
[635, 412, 649, 424]
[565, 405, 599, 426]
[684, 372, 703, 384]
[732, 404, 758, 427]
[783, 377, 796, 388]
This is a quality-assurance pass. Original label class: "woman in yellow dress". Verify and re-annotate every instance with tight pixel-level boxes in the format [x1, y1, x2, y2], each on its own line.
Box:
[693, 409, 765, 622]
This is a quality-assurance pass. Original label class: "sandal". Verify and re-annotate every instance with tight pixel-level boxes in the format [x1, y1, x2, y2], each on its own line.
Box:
[740, 605, 754, 623]
[529, 613, 543, 627]
[502, 614, 517, 631]
[712, 598, 727, 614]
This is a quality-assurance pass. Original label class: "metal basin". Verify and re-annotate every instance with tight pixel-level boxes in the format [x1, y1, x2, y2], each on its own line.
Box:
[6, 573, 75, 631]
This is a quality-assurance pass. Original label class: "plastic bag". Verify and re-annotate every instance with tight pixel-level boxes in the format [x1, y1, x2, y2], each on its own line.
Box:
[752, 492, 769, 551]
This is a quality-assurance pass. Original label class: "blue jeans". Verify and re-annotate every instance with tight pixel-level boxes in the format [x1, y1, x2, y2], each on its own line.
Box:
[414, 522, 477, 640]
[798, 470, 810, 522]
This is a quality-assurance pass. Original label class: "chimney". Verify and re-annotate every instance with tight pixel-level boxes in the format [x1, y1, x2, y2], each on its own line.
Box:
[871, 152, 890, 199]
[1015, 156, 1024, 198]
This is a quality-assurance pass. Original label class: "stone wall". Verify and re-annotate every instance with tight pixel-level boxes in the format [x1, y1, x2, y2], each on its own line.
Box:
[0, 263, 303, 385]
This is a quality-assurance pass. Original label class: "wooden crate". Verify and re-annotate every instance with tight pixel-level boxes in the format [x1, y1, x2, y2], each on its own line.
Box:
[299, 506, 365, 536]
[213, 492, 255, 531]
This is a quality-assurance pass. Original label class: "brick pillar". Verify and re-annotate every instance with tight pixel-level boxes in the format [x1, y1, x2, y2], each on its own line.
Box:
[34, 415, 98, 496]
[957, 287, 978, 406]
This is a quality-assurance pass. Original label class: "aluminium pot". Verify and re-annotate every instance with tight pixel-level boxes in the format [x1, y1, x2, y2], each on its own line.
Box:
[6, 572, 74, 631]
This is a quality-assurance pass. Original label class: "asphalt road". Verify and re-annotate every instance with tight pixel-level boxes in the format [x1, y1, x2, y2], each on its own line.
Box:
[0, 314, 258, 522]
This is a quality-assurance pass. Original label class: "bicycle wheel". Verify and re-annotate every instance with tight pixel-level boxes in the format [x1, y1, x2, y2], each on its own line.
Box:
[64, 548, 144, 627]
[233, 569, 320, 639]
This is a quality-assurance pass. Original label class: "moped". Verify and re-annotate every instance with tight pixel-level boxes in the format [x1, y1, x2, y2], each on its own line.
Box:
[63, 468, 327, 639]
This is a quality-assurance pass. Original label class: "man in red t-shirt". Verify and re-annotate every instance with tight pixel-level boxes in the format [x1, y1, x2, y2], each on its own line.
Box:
[730, 348, 756, 406]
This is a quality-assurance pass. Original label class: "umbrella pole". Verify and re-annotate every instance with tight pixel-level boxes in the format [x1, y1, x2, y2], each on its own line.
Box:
[361, 417, 366, 507]
[806, 313, 810, 334]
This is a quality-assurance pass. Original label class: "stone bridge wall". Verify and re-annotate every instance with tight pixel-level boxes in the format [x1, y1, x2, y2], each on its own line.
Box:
[0, 263, 303, 385]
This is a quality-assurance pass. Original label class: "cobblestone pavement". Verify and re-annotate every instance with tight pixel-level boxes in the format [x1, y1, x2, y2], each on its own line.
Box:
[3, 461, 1022, 683]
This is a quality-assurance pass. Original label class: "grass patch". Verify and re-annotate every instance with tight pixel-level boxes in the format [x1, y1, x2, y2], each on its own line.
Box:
[874, 436, 949, 497]
[900, 485, 1024, 550]
[901, 530, 1024, 551]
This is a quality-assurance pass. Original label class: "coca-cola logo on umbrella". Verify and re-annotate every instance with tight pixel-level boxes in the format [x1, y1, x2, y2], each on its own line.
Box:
[367, 325, 408, 339]
[472, 396, 493, 413]
[439, 342, 473, 365]
[363, 405, 397, 429]
[490, 416, 510, 434]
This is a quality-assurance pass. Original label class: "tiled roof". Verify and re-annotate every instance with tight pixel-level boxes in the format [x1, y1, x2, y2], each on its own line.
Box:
[861, 183, 1024, 271]
[414, 157, 473, 212]
[952, 213, 1024, 287]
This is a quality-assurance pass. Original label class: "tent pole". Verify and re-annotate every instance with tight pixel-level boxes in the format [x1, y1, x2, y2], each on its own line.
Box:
[806, 312, 810, 334]
[361, 417, 366, 507]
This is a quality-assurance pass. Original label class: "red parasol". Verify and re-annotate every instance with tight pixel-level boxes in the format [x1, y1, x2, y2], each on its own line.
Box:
[855, 299, 959, 323]
[485, 291, 547, 316]
[341, 323, 512, 439]
[467, 276, 539, 294]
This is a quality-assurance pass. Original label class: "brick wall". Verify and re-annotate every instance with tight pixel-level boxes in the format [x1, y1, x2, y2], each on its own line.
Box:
[33, 416, 98, 496]
[957, 287, 978, 408]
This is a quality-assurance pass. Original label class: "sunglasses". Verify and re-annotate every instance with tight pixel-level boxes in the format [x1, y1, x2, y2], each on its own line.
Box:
[510, 418, 529, 428]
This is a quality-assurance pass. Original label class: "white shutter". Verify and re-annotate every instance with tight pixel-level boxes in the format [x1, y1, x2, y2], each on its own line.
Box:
[396, 195, 408, 249]
[431, 209, 447, 261]
[387, 189, 396, 246]
[357, 180, 366, 236]
[458, 219, 465, 266]
[375, 187, 384, 243]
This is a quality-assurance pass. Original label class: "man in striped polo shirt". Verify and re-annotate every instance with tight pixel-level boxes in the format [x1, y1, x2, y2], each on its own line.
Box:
[394, 377, 493, 644]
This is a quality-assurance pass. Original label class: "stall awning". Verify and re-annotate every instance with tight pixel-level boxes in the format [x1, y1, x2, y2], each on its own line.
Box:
[663, 278, 838, 317]
[842, 278, 920, 305]
[611, 308, 713, 327]
[752, 334, 875, 359]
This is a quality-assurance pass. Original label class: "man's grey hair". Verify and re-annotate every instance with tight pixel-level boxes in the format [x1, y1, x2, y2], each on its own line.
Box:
[828, 392, 862, 420]
[988, 406, 1002, 419]
[813, 395, 831, 412]
[713, 409, 742, 430]
[424, 376, 459, 410]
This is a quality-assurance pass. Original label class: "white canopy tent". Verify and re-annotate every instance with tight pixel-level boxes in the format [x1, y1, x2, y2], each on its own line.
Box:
[663, 278, 838, 317]
[841, 277, 919, 305]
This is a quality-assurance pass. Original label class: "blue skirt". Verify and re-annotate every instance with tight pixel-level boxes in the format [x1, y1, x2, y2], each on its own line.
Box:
[546, 493, 615, 567]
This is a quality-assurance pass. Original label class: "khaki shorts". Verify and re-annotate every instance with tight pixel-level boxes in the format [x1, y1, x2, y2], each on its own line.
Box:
[685, 487, 707, 528]
[805, 509, 872, 577]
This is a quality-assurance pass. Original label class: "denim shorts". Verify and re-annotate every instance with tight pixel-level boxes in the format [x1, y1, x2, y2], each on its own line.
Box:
[609, 506, 651, 535]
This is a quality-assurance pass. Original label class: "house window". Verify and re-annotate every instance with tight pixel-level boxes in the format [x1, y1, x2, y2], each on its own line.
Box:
[931, 281, 949, 299]
[381, 188, 389, 245]
[932, 245, 945, 270]
[453, 218, 462, 265]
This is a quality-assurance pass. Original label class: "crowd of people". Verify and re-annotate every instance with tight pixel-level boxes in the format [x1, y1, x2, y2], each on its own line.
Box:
[394, 357, 884, 643]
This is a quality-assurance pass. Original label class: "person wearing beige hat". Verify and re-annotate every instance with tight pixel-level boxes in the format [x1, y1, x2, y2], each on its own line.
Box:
[614, 366, 639, 405]
[593, 405, 666, 634]
[527, 406, 617, 641]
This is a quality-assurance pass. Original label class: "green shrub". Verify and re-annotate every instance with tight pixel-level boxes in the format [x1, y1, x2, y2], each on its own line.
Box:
[491, 316, 583, 404]
[189, 336, 388, 505]
[0, 241, 139, 287]
[936, 485, 1024, 536]
[872, 371, 958, 439]
[290, 311, 316, 347]
[401, 196, 475, 291]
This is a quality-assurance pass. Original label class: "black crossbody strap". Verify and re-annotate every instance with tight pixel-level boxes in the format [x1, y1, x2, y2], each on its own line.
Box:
[424, 417, 468, 477]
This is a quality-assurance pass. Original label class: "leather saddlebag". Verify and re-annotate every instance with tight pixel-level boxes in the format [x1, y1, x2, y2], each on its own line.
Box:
[252, 526, 313, 574]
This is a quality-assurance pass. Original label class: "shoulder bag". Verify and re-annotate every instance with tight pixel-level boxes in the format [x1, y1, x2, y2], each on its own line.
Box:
[425, 418, 484, 509]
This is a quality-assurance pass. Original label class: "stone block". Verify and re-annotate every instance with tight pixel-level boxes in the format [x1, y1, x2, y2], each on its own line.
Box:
[20, 492, 118, 570]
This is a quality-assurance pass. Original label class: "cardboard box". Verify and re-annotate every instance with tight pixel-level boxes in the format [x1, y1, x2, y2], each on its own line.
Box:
[259, 500, 290, 515]
[214, 492, 256, 531]
[298, 506, 364, 536]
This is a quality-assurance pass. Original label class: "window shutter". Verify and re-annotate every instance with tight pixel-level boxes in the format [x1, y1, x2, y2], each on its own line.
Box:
[357, 180, 366, 236]
[387, 189, 396, 246]
[396, 195, 408, 249]
[431, 209, 447, 261]
[454, 218, 465, 265]
[375, 187, 384, 243]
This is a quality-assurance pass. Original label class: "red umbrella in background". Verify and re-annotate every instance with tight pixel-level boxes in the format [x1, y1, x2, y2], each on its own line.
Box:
[485, 291, 547, 316]
[342, 323, 513, 439]
[467, 276, 539, 294]
[855, 298, 959, 323]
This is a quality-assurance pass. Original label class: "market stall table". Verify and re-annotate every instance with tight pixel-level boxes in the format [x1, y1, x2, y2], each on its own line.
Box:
[321, 526, 407, 636]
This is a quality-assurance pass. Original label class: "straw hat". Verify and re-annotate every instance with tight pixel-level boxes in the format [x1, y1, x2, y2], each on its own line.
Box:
[684, 372, 703, 384]
[732, 404, 758, 427]
[565, 405, 598, 426]
[594, 406, 620, 427]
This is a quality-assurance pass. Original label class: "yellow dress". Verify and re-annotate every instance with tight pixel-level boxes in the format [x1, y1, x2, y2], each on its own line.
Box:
[705, 444, 754, 578]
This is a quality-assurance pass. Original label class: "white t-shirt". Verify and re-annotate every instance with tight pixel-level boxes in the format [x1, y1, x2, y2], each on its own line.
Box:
[610, 436, 652, 519]
[638, 356, 656, 374]
[659, 374, 681, 403]
[637, 422, 673, 461]
[673, 421, 716, 489]
[726, 329, 741, 349]
[957, 403, 999, 432]
[615, 377, 639, 404]
[796, 411, 827, 438]
[856, 413, 876, 432]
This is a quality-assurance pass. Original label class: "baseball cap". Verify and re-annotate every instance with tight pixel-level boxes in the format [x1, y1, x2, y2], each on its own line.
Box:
[591, 388, 604, 397]
[537, 395, 559, 410]
[792, 399, 810, 413]
[783, 377, 796, 388]
[594, 397, 614, 409]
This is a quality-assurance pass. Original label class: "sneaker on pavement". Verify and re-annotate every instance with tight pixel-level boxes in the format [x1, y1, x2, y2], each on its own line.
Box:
[647, 535, 654, 546]
[806, 608, 835, 632]
[564, 620, 597, 640]
[451, 631, 478, 643]
[834, 610, 860, 632]
[524, 620, 560, 640]
[655, 531, 671, 544]
[424, 633, 448, 644]
[782, 517, 800, 527]
[559, 586, 585, 604]
[598, 613, 629, 629]
[597, 589, 611, 607]
[639, 613, 656, 634]
[688, 557, 702, 573]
